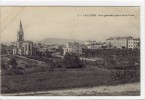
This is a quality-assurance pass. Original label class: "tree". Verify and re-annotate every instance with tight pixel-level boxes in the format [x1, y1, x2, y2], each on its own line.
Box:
[122, 46, 125, 49]
[38, 52, 42, 58]
[56, 46, 63, 55]
[7, 57, 25, 75]
[63, 52, 83, 68]
[108, 43, 112, 48]
[1, 59, 7, 70]
[44, 51, 52, 58]
[8, 58, 17, 69]
[137, 42, 140, 49]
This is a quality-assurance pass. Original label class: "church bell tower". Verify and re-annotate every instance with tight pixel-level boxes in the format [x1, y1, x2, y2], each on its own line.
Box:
[17, 20, 24, 42]
[17, 20, 24, 49]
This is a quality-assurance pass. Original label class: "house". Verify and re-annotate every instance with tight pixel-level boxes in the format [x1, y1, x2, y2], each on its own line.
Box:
[63, 42, 83, 55]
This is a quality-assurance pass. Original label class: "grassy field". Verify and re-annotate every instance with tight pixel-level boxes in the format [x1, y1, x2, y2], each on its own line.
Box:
[1, 65, 139, 94]
[1, 51, 140, 94]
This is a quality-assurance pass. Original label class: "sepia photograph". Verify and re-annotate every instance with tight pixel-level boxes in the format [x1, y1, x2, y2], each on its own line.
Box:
[0, 5, 142, 97]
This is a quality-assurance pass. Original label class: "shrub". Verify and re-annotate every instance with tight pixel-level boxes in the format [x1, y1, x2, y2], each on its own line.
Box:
[110, 68, 137, 81]
[63, 52, 84, 68]
[8, 57, 18, 69]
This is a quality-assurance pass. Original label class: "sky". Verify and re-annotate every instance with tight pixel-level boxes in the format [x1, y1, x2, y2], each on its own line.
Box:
[0, 7, 140, 42]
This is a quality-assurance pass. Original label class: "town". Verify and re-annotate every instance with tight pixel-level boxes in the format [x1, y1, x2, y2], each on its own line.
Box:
[1, 20, 140, 57]
[1, 20, 140, 95]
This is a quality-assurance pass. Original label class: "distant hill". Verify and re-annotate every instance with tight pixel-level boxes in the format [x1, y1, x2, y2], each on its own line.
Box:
[1, 38, 84, 46]
[36, 38, 84, 45]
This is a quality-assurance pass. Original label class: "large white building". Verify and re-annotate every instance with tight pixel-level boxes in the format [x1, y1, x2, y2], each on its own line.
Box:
[13, 20, 36, 55]
[63, 42, 83, 55]
[106, 36, 140, 49]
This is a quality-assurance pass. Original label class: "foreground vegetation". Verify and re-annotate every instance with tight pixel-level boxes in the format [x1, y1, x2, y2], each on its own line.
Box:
[1, 66, 139, 94]
[1, 49, 140, 94]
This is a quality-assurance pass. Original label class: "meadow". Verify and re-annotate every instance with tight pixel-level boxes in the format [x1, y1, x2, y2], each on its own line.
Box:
[1, 65, 139, 94]
[1, 49, 140, 94]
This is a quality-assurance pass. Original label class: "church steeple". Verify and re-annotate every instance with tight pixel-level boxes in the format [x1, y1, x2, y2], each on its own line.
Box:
[17, 20, 24, 42]
[20, 20, 22, 27]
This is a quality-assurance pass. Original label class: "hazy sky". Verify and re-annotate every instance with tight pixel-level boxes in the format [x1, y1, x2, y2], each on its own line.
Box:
[0, 7, 140, 42]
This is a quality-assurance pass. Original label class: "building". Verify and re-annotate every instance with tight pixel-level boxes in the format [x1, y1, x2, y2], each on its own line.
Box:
[134, 38, 140, 49]
[84, 40, 96, 46]
[13, 20, 36, 55]
[84, 40, 107, 49]
[63, 42, 83, 55]
[106, 36, 140, 49]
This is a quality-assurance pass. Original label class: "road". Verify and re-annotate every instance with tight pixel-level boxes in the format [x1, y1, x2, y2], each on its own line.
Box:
[2, 82, 140, 96]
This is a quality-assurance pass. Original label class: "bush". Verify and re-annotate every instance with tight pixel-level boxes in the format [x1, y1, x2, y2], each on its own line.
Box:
[63, 52, 84, 68]
[110, 68, 138, 81]
[8, 57, 18, 69]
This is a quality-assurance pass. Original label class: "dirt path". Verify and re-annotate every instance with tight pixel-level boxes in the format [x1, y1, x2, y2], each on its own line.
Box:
[2, 82, 140, 96]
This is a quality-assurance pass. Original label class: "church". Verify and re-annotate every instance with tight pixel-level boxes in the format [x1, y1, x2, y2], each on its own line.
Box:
[13, 20, 36, 56]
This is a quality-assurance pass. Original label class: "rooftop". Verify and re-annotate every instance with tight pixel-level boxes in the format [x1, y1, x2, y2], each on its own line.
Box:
[106, 36, 135, 40]
[67, 42, 80, 48]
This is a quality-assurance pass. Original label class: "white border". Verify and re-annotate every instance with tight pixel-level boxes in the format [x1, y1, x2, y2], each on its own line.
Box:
[0, 0, 145, 99]
[0, 0, 144, 6]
